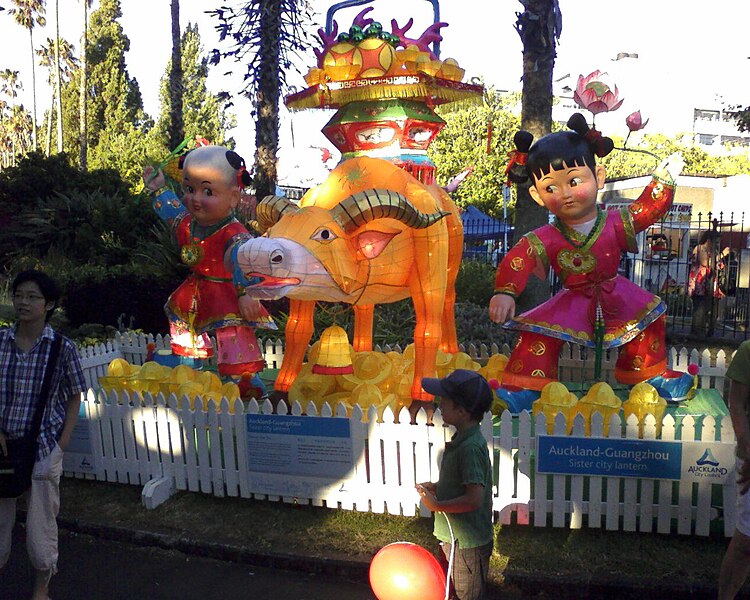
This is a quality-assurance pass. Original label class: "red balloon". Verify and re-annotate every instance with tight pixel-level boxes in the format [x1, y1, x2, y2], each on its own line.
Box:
[369, 542, 446, 600]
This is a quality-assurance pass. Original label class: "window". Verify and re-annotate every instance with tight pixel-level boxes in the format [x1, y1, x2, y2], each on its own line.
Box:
[698, 134, 717, 145]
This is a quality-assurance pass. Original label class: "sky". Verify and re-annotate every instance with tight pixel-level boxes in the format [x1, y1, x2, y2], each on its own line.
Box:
[1, 0, 748, 184]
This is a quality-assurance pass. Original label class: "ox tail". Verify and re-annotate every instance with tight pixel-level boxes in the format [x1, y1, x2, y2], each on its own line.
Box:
[330, 189, 450, 233]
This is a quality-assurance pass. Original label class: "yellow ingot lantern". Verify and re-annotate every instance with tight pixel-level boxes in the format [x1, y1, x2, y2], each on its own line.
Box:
[338, 351, 393, 391]
[289, 363, 336, 405]
[532, 382, 578, 434]
[478, 353, 509, 384]
[312, 325, 354, 375]
[622, 382, 667, 437]
[576, 382, 622, 436]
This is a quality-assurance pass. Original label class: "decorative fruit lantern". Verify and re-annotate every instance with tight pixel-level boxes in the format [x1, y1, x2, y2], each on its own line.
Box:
[286, 6, 483, 185]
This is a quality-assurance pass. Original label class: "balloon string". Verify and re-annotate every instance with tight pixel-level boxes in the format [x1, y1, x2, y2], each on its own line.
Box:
[441, 512, 455, 600]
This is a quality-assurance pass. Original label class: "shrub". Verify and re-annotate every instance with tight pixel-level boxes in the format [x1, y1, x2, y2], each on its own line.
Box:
[455, 260, 495, 305]
[61, 264, 182, 334]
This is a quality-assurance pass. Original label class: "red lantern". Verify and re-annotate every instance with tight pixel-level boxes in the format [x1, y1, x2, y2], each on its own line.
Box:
[369, 542, 445, 600]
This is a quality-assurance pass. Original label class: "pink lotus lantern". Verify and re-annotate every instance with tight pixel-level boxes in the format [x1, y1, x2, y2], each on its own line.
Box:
[573, 70, 624, 118]
[624, 110, 649, 147]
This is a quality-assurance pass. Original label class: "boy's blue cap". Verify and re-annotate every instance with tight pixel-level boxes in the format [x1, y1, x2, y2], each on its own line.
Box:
[421, 369, 492, 415]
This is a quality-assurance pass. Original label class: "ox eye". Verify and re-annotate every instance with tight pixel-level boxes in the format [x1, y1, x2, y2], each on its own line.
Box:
[311, 228, 337, 243]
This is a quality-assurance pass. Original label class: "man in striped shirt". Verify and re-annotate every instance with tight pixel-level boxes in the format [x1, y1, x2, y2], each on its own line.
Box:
[0, 270, 85, 600]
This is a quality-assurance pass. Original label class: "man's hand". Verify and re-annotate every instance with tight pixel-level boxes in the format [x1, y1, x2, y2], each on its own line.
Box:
[0, 431, 6, 456]
[489, 293, 516, 324]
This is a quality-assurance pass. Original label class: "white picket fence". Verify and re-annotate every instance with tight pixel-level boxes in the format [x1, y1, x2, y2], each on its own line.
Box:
[72, 333, 739, 537]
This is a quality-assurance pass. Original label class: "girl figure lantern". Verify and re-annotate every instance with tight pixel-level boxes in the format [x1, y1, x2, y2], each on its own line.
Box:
[489, 113, 686, 412]
[143, 146, 275, 388]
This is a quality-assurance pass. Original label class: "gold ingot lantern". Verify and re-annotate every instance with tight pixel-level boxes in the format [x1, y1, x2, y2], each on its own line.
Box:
[311, 325, 354, 375]
[576, 382, 622, 436]
[532, 382, 579, 434]
[338, 351, 393, 391]
[622, 382, 667, 437]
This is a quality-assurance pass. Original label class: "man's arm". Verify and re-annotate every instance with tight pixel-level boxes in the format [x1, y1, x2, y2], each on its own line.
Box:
[57, 393, 81, 451]
[728, 380, 750, 495]
[418, 483, 484, 514]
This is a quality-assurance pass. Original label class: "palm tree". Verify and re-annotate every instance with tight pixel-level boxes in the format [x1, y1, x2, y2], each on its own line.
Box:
[37, 37, 77, 154]
[53, 0, 62, 152]
[512, 0, 562, 311]
[78, 0, 93, 170]
[9, 0, 47, 152]
[0, 69, 23, 99]
[168, 0, 183, 150]
[208, 0, 313, 199]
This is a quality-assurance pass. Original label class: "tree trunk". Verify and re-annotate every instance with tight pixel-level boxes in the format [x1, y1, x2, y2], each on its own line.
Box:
[253, 0, 281, 199]
[168, 0, 183, 150]
[29, 30, 38, 151]
[54, 0, 63, 153]
[512, 0, 560, 313]
[46, 88, 54, 155]
[78, 0, 88, 170]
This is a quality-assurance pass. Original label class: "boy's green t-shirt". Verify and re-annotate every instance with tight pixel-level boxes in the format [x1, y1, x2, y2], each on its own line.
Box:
[727, 340, 750, 387]
[433, 424, 494, 549]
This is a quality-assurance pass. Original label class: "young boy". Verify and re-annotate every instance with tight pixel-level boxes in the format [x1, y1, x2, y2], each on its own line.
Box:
[417, 369, 494, 600]
[718, 340, 750, 600]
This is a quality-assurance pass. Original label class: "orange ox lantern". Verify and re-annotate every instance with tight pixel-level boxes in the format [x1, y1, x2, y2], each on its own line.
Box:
[235, 157, 463, 409]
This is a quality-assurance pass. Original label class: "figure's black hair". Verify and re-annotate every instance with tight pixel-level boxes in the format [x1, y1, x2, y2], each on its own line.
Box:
[510, 113, 614, 184]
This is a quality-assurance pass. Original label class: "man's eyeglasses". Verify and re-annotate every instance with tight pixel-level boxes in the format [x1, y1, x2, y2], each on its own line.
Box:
[12, 293, 46, 303]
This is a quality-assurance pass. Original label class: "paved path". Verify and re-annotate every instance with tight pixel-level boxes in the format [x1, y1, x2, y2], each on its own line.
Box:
[3, 527, 376, 600]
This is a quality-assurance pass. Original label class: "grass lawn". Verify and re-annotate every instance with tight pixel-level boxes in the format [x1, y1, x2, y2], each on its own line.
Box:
[53, 477, 733, 597]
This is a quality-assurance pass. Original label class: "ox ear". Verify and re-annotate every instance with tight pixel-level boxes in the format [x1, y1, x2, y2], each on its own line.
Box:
[356, 230, 398, 260]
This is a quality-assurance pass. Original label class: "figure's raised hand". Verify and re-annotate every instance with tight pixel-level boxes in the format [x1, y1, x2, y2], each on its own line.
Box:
[143, 166, 166, 192]
[654, 153, 684, 185]
[489, 293, 515, 324]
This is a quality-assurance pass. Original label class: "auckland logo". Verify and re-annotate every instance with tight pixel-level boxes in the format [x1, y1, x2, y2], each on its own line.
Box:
[696, 448, 720, 467]
[688, 448, 727, 478]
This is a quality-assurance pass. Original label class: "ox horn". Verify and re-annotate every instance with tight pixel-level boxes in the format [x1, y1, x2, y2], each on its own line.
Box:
[252, 195, 299, 234]
[330, 189, 450, 233]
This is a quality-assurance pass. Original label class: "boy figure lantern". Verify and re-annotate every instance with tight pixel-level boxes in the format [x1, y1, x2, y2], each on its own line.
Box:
[143, 146, 275, 390]
[489, 113, 687, 412]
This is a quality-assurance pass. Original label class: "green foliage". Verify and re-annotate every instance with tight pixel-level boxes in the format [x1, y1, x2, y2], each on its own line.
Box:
[154, 23, 234, 148]
[0, 152, 139, 268]
[60, 0, 148, 174]
[733, 105, 750, 133]
[429, 89, 521, 219]
[0, 177, 158, 269]
[601, 132, 750, 178]
[455, 260, 496, 305]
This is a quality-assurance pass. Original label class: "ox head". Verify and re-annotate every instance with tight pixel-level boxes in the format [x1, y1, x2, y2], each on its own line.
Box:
[235, 189, 449, 302]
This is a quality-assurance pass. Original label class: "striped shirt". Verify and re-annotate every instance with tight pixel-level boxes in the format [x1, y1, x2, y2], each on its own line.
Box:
[0, 324, 86, 459]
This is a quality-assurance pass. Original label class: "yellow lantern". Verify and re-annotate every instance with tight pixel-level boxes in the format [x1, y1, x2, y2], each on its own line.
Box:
[312, 325, 355, 375]
[622, 382, 667, 437]
[532, 382, 578, 434]
[576, 382, 622, 436]
[338, 351, 393, 391]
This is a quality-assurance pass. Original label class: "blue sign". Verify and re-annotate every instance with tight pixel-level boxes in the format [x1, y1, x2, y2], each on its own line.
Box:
[246, 414, 353, 479]
[537, 435, 683, 480]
